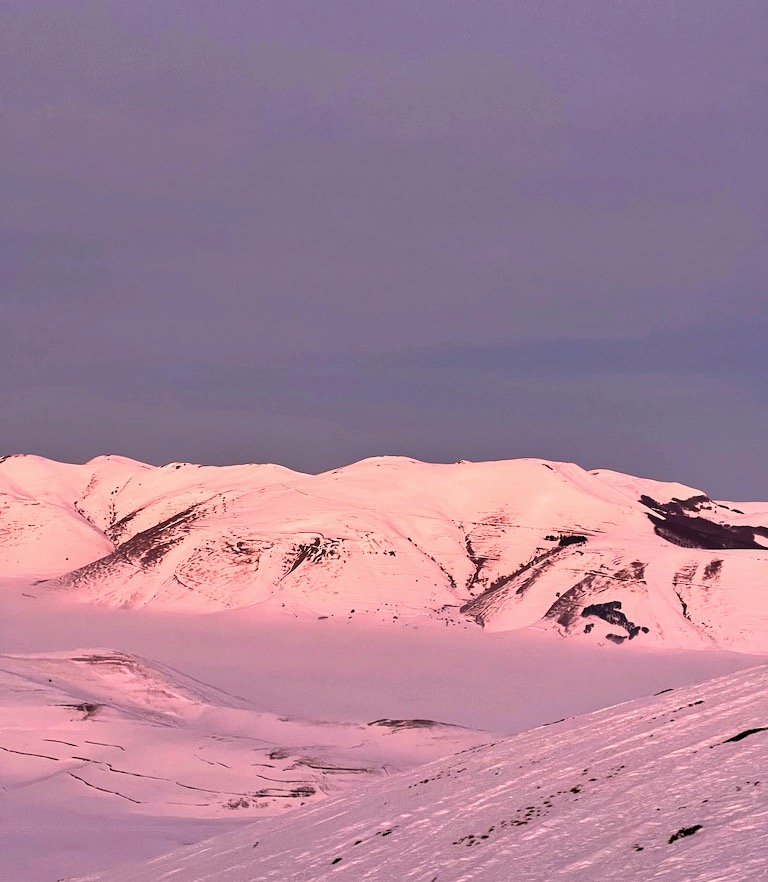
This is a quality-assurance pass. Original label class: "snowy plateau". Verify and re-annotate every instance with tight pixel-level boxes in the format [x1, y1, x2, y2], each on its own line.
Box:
[1, 453, 767, 880]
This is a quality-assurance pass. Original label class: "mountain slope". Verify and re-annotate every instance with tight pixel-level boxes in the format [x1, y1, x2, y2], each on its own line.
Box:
[72, 663, 768, 882]
[2, 454, 767, 650]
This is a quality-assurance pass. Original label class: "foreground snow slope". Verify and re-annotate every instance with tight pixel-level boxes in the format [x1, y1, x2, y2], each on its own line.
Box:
[74, 664, 768, 882]
[2, 454, 767, 650]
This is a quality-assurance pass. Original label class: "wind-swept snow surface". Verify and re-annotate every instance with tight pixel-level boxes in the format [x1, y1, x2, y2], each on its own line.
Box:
[2, 454, 767, 650]
[73, 664, 768, 882]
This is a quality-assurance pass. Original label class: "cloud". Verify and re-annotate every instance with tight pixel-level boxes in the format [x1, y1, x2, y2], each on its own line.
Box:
[383, 317, 768, 383]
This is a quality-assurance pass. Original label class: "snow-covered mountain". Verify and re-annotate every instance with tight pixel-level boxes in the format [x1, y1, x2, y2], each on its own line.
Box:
[71, 663, 768, 882]
[2, 453, 767, 651]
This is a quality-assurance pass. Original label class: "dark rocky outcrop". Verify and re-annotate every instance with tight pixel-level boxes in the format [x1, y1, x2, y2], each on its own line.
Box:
[722, 727, 768, 744]
[368, 719, 459, 731]
[668, 825, 702, 843]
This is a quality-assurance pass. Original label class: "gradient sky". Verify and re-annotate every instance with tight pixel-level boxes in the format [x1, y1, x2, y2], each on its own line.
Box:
[2, 1, 767, 498]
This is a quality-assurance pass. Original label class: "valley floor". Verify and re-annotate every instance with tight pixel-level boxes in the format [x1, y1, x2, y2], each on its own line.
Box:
[2, 581, 765, 881]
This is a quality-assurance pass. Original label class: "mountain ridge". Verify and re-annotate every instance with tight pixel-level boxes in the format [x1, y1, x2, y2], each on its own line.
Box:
[2, 453, 767, 651]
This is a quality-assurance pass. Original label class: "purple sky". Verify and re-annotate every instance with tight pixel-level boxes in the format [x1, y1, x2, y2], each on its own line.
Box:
[2, 1, 767, 498]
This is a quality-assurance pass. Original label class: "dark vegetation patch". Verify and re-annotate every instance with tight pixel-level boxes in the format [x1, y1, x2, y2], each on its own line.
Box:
[581, 600, 646, 639]
[672, 563, 697, 592]
[543, 573, 598, 630]
[641, 495, 768, 550]
[463, 535, 488, 594]
[428, 552, 458, 592]
[614, 560, 647, 582]
[510, 550, 565, 596]
[668, 825, 702, 844]
[285, 537, 342, 575]
[57, 505, 204, 587]
[452, 772, 605, 847]
[672, 559, 722, 614]
[703, 559, 723, 580]
[114, 505, 203, 565]
[558, 534, 587, 547]
[674, 591, 690, 620]
[409, 766, 468, 789]
[546, 560, 657, 641]
[223, 539, 259, 558]
[462, 543, 579, 625]
[649, 700, 703, 723]
[459, 514, 514, 595]
[642, 494, 710, 515]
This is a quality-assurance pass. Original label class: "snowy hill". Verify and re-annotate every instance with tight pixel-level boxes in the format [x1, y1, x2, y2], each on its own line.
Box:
[72, 663, 768, 882]
[0, 649, 489, 880]
[0, 648, 488, 816]
[2, 454, 767, 650]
